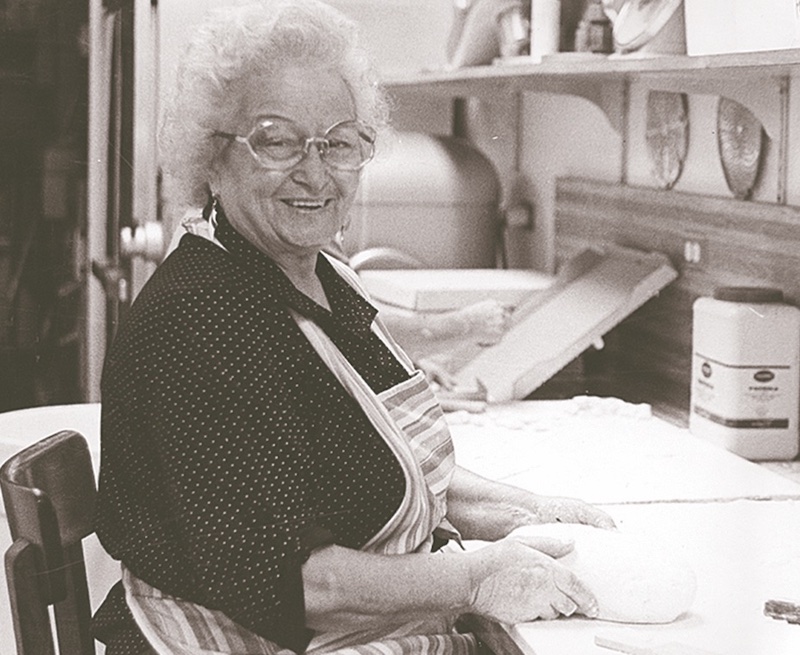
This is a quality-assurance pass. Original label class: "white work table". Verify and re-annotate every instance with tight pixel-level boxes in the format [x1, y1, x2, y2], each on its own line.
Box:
[446, 397, 800, 655]
[446, 397, 800, 503]
[1, 399, 799, 655]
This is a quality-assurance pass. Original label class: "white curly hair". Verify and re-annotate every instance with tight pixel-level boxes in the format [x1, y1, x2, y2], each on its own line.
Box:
[159, 0, 391, 211]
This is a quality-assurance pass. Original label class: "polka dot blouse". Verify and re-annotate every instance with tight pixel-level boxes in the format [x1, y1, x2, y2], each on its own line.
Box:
[92, 211, 413, 653]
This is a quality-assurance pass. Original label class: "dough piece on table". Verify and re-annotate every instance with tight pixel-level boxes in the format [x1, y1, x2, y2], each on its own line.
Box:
[509, 523, 696, 623]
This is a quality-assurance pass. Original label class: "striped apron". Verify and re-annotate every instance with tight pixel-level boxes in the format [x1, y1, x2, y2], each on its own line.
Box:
[122, 251, 477, 655]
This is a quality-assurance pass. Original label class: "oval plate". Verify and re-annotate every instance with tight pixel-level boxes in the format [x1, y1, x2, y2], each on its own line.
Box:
[717, 97, 765, 200]
[646, 90, 689, 190]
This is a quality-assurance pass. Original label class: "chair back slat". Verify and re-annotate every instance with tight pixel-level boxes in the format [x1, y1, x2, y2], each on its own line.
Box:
[2, 483, 66, 603]
[5, 539, 57, 655]
[53, 542, 94, 655]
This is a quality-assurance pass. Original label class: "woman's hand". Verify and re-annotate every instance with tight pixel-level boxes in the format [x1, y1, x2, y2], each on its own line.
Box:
[467, 534, 599, 623]
[441, 299, 513, 345]
[446, 467, 615, 542]
[529, 495, 616, 530]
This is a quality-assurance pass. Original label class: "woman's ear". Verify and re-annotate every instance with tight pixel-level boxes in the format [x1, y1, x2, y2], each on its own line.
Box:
[208, 157, 222, 189]
[208, 135, 230, 188]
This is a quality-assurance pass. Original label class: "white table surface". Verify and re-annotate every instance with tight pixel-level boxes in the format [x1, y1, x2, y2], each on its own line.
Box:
[447, 397, 800, 504]
[444, 398, 800, 655]
[0, 402, 102, 468]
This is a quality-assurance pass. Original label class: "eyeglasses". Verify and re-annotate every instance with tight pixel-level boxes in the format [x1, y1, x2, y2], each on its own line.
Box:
[214, 116, 377, 172]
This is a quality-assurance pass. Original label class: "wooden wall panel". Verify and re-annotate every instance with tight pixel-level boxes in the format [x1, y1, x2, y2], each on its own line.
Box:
[554, 177, 800, 422]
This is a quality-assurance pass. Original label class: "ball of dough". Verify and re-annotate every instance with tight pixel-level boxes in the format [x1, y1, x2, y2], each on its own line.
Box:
[510, 523, 696, 623]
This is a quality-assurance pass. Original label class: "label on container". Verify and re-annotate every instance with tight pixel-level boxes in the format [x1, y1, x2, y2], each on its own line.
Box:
[691, 353, 792, 428]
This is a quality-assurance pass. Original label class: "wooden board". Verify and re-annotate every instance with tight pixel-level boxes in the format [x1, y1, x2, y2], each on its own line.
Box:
[450, 245, 677, 402]
[554, 177, 800, 420]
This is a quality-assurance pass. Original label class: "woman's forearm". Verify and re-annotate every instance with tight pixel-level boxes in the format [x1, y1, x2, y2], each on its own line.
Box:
[446, 466, 616, 539]
[302, 528, 600, 634]
[446, 466, 540, 541]
[302, 543, 472, 632]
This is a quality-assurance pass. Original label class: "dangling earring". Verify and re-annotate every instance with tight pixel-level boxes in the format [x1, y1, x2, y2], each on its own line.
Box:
[202, 190, 220, 230]
[340, 211, 352, 235]
[201, 189, 214, 221]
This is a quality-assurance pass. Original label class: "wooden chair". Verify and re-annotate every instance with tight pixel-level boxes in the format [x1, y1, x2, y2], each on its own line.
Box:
[1, 430, 97, 655]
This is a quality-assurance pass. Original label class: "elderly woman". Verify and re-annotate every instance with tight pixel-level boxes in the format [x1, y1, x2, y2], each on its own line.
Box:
[92, 1, 614, 654]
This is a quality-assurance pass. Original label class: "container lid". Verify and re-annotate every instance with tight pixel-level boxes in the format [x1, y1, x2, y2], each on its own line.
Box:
[612, 0, 683, 53]
[713, 286, 784, 303]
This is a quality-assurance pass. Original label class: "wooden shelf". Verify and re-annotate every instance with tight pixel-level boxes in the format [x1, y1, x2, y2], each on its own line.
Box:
[384, 49, 800, 133]
[385, 48, 800, 94]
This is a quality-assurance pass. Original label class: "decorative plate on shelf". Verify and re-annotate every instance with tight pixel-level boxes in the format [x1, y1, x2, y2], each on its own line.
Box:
[645, 90, 688, 190]
[717, 97, 765, 200]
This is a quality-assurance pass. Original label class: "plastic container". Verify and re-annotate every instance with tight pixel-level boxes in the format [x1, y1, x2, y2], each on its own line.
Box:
[690, 287, 800, 460]
[530, 0, 561, 61]
[574, 1, 614, 54]
[498, 3, 530, 59]
[343, 132, 500, 269]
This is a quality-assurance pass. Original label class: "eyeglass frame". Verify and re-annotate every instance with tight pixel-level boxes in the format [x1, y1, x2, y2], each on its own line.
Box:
[213, 116, 377, 172]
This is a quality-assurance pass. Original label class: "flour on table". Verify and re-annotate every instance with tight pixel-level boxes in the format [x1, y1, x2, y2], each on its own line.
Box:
[508, 523, 696, 623]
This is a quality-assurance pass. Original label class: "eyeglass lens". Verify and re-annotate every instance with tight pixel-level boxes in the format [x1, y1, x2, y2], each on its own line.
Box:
[247, 118, 374, 170]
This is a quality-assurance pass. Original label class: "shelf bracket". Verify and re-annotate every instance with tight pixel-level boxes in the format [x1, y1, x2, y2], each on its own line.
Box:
[528, 78, 627, 134]
[778, 75, 790, 205]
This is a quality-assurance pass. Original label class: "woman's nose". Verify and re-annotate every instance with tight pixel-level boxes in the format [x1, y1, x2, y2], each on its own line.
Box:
[290, 144, 329, 189]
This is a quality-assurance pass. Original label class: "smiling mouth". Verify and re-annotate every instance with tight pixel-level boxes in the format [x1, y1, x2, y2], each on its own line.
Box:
[283, 199, 332, 210]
